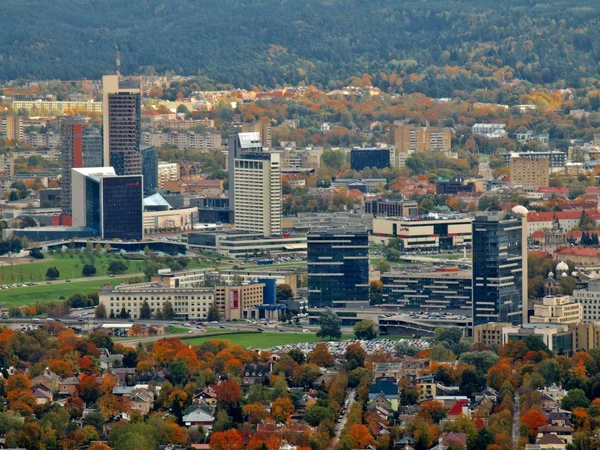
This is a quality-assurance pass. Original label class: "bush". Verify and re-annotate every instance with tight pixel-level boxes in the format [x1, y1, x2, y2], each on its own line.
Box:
[45, 267, 60, 280]
[107, 260, 128, 275]
[82, 264, 97, 277]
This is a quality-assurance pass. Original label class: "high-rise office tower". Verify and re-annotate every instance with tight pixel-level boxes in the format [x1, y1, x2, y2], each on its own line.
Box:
[60, 119, 105, 214]
[72, 167, 143, 240]
[472, 208, 528, 327]
[242, 121, 272, 148]
[102, 75, 141, 176]
[228, 132, 263, 214]
[233, 151, 281, 237]
[307, 227, 370, 308]
[60, 118, 87, 214]
[141, 146, 158, 196]
[0, 116, 23, 143]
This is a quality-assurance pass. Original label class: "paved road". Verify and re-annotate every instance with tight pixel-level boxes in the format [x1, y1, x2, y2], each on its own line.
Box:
[513, 392, 520, 449]
[330, 389, 355, 449]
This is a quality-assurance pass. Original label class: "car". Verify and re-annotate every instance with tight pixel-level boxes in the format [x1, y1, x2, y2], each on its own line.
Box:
[257, 327, 264, 331]
[278, 329, 285, 332]
[183, 323, 191, 327]
[188, 330, 193, 334]
[45, 318, 54, 321]
[219, 325, 227, 329]
[128, 319, 135, 323]
[32, 318, 41, 322]
[46, 281, 52, 284]
[302, 329, 310, 333]
[210, 321, 218, 324]
[65, 279, 71, 283]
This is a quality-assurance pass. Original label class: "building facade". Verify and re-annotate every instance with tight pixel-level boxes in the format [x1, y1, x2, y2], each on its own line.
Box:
[472, 210, 528, 327]
[242, 121, 272, 148]
[214, 283, 265, 320]
[228, 132, 263, 214]
[72, 167, 143, 240]
[99, 283, 214, 320]
[307, 227, 369, 308]
[364, 199, 419, 217]
[394, 126, 451, 154]
[233, 152, 281, 237]
[502, 151, 566, 169]
[102, 75, 141, 176]
[60, 119, 87, 214]
[371, 215, 473, 249]
[158, 162, 179, 189]
[509, 156, 550, 189]
[141, 146, 158, 196]
[381, 268, 472, 311]
[350, 147, 390, 171]
[529, 295, 582, 324]
[0, 116, 23, 142]
[573, 280, 600, 322]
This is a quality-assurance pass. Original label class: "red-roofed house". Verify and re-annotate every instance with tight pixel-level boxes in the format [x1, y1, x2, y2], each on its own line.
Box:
[553, 247, 600, 265]
[446, 400, 470, 420]
[527, 210, 600, 236]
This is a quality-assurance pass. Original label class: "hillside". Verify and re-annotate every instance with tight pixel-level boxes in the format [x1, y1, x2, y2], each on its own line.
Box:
[2, 0, 600, 93]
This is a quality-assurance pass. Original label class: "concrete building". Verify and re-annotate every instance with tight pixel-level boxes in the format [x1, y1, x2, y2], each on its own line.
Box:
[473, 322, 511, 348]
[472, 208, 528, 327]
[12, 100, 103, 114]
[509, 156, 550, 189]
[185, 230, 306, 259]
[0, 115, 23, 142]
[60, 119, 87, 214]
[472, 123, 507, 139]
[381, 267, 472, 311]
[502, 151, 566, 169]
[242, 121, 272, 148]
[158, 162, 179, 189]
[371, 215, 473, 249]
[364, 199, 419, 217]
[228, 132, 263, 214]
[330, 178, 386, 192]
[233, 151, 281, 237]
[573, 279, 600, 322]
[214, 283, 265, 321]
[142, 131, 222, 151]
[529, 295, 582, 324]
[394, 125, 451, 154]
[99, 283, 214, 320]
[102, 75, 141, 176]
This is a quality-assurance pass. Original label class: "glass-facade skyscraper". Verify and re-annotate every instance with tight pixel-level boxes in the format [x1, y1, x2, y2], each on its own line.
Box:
[307, 227, 369, 308]
[472, 211, 528, 327]
[141, 146, 158, 197]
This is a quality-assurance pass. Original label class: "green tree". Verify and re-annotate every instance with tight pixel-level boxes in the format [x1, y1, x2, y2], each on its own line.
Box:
[316, 309, 342, 340]
[162, 301, 176, 320]
[561, 389, 590, 410]
[433, 327, 463, 345]
[353, 319, 378, 340]
[207, 305, 220, 322]
[45, 266, 59, 280]
[139, 300, 151, 319]
[95, 303, 107, 319]
[169, 359, 189, 386]
[107, 260, 128, 275]
[305, 406, 335, 426]
[276, 284, 294, 301]
[82, 264, 97, 276]
[369, 280, 383, 305]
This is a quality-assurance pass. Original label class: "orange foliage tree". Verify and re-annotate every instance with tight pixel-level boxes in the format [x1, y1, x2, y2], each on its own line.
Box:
[349, 424, 375, 449]
[272, 396, 295, 423]
[215, 380, 240, 406]
[520, 408, 547, 439]
[308, 343, 334, 367]
[209, 429, 243, 450]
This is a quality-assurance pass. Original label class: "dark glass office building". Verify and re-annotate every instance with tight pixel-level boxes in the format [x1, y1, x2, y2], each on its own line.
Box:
[472, 211, 527, 326]
[102, 176, 143, 240]
[350, 147, 390, 171]
[141, 146, 158, 196]
[307, 227, 369, 308]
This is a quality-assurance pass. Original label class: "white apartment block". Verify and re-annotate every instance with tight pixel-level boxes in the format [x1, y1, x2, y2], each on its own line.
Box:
[24, 131, 61, 150]
[573, 280, 600, 322]
[233, 152, 282, 237]
[158, 162, 180, 189]
[12, 100, 103, 114]
[99, 283, 214, 320]
[142, 131, 222, 151]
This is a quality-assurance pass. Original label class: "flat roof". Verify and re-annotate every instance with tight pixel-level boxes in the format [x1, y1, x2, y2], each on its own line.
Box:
[101, 324, 133, 329]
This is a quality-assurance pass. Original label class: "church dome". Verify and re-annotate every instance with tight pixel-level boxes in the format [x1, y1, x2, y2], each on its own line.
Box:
[512, 205, 529, 216]
[556, 261, 569, 273]
[561, 272, 569, 278]
[548, 272, 554, 279]
[572, 271, 578, 277]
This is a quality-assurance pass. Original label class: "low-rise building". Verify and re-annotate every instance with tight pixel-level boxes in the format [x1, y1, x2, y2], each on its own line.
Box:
[473, 322, 510, 348]
[214, 283, 265, 321]
[529, 295, 582, 324]
[99, 283, 215, 320]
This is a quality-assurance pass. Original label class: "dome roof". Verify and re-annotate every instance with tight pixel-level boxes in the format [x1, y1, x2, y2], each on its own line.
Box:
[561, 272, 569, 278]
[572, 271, 578, 277]
[556, 261, 569, 273]
[548, 272, 554, 278]
[512, 205, 529, 216]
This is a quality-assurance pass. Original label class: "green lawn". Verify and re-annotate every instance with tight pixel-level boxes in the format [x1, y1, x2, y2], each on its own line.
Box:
[182, 332, 354, 349]
[0, 279, 119, 307]
[0, 253, 144, 283]
[165, 326, 190, 334]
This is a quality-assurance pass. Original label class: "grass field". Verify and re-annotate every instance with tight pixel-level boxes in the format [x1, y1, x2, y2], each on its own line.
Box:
[0, 279, 119, 307]
[182, 332, 354, 348]
[0, 253, 143, 283]
[165, 326, 190, 334]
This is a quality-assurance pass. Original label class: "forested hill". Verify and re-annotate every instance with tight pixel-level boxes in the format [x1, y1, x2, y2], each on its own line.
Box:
[3, 0, 600, 93]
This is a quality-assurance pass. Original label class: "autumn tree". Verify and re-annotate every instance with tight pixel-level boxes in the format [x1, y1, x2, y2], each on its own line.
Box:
[520, 408, 546, 441]
[210, 429, 243, 450]
[272, 396, 295, 423]
[243, 402, 269, 425]
[308, 343, 334, 367]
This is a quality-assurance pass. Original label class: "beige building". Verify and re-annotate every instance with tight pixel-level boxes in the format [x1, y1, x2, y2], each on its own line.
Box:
[233, 152, 281, 237]
[0, 116, 23, 142]
[394, 125, 451, 167]
[573, 279, 600, 322]
[509, 156, 549, 189]
[242, 121, 272, 148]
[99, 283, 215, 320]
[530, 295, 582, 324]
[473, 322, 510, 348]
[157, 162, 180, 188]
[143, 207, 196, 233]
[152, 268, 208, 288]
[214, 283, 265, 321]
[12, 100, 103, 114]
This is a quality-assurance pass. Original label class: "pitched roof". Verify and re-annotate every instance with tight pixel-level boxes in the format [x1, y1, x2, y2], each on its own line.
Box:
[536, 434, 565, 445]
[441, 433, 467, 447]
[447, 400, 469, 416]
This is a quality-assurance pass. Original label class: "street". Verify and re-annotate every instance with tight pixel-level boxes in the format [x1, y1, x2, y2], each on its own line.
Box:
[330, 389, 355, 449]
